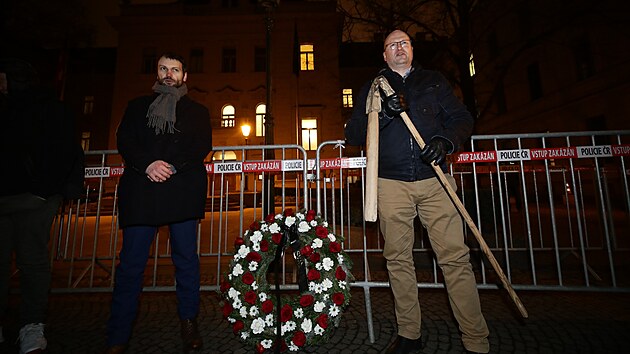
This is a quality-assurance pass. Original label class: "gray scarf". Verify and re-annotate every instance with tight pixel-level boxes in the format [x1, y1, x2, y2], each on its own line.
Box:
[146, 82, 188, 134]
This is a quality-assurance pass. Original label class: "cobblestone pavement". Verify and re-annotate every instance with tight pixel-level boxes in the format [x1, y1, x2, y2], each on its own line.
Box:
[1, 288, 629, 353]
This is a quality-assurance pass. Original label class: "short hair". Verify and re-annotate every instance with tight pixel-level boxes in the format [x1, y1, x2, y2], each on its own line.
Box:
[159, 52, 187, 72]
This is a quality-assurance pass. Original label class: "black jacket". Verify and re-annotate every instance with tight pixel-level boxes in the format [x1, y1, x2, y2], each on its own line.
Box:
[116, 94, 213, 227]
[345, 64, 473, 182]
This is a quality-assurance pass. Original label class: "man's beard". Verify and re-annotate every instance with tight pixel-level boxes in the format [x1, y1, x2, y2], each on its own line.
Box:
[158, 77, 182, 87]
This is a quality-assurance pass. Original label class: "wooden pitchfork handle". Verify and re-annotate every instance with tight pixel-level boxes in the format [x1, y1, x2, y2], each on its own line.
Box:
[375, 75, 529, 319]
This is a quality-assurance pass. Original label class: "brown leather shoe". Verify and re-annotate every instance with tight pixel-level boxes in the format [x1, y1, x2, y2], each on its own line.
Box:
[180, 318, 203, 352]
[101, 344, 127, 354]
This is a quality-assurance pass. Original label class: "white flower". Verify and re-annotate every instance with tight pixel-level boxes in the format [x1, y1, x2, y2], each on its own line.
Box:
[298, 221, 310, 233]
[310, 220, 318, 227]
[329, 304, 340, 317]
[338, 280, 347, 289]
[228, 288, 240, 300]
[237, 245, 250, 259]
[322, 221, 328, 227]
[251, 231, 263, 243]
[285, 321, 296, 332]
[265, 314, 274, 327]
[312, 238, 323, 249]
[228, 317, 236, 323]
[308, 282, 316, 291]
[241, 331, 249, 340]
[249, 261, 259, 272]
[322, 294, 329, 301]
[328, 233, 336, 242]
[232, 264, 244, 277]
[251, 318, 265, 334]
[261, 339, 273, 349]
[285, 216, 296, 226]
[301, 318, 313, 333]
[322, 257, 334, 271]
[259, 292, 267, 302]
[296, 212, 305, 220]
[314, 301, 326, 312]
[337, 254, 344, 264]
[269, 223, 281, 234]
[316, 262, 323, 271]
[314, 325, 325, 335]
[252, 243, 261, 252]
[249, 306, 259, 317]
[252, 282, 258, 290]
[294, 308, 304, 318]
[275, 213, 283, 219]
[260, 223, 269, 232]
[232, 299, 242, 309]
[289, 343, 299, 351]
[228, 274, 233, 280]
[239, 307, 248, 318]
[322, 278, 333, 290]
[313, 283, 324, 294]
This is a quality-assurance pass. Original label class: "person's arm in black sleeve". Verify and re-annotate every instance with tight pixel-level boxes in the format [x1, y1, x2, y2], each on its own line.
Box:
[344, 82, 371, 146]
[116, 99, 155, 175]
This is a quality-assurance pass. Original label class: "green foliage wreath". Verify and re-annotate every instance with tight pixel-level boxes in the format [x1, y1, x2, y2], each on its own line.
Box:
[220, 209, 353, 353]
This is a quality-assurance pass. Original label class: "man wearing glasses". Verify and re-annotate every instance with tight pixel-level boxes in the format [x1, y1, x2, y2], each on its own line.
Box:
[345, 30, 489, 354]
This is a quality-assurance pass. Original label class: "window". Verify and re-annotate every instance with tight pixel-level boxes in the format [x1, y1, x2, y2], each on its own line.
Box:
[222, 47, 236, 73]
[574, 35, 595, 81]
[300, 44, 315, 71]
[468, 53, 476, 77]
[527, 62, 542, 100]
[222, 105, 235, 128]
[83, 96, 94, 115]
[142, 47, 157, 74]
[81, 131, 91, 151]
[255, 103, 266, 137]
[301, 118, 317, 150]
[342, 89, 353, 108]
[254, 47, 266, 72]
[189, 48, 204, 73]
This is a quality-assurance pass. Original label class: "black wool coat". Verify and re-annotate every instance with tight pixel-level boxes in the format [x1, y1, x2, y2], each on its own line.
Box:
[116, 94, 213, 228]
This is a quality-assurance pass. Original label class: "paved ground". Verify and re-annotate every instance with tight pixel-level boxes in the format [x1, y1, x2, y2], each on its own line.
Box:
[1, 288, 629, 354]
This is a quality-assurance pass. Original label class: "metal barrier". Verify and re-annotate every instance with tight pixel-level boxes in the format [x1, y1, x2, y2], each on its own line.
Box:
[10, 131, 628, 342]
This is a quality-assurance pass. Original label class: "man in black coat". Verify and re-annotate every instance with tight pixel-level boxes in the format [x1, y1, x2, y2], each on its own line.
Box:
[345, 30, 489, 354]
[104, 53, 212, 354]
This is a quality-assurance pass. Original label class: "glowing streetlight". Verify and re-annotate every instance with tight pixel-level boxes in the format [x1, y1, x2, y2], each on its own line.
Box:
[241, 123, 251, 191]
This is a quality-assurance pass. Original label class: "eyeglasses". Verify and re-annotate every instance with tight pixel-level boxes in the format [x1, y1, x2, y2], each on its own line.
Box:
[384, 40, 411, 51]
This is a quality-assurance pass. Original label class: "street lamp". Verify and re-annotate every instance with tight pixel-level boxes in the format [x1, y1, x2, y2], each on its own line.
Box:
[241, 123, 251, 191]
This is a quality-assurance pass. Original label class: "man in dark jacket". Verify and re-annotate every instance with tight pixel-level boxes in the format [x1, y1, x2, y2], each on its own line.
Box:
[345, 30, 489, 354]
[103, 53, 212, 354]
[0, 58, 82, 354]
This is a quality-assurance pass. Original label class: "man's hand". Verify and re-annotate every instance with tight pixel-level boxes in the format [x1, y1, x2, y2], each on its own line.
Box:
[382, 92, 407, 117]
[419, 137, 453, 165]
[145, 160, 174, 182]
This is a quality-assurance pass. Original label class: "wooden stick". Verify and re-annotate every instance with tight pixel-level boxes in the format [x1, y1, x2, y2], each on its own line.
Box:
[363, 79, 382, 222]
[375, 76, 529, 318]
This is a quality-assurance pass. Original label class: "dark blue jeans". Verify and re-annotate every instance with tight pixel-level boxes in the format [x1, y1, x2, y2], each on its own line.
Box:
[0, 193, 62, 326]
[106, 219, 200, 346]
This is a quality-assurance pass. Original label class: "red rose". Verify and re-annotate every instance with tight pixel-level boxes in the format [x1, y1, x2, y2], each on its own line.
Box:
[315, 226, 328, 239]
[222, 302, 233, 317]
[261, 299, 274, 314]
[284, 208, 294, 217]
[316, 314, 328, 329]
[308, 252, 320, 263]
[244, 290, 257, 305]
[292, 331, 306, 347]
[335, 266, 346, 281]
[307, 269, 320, 281]
[272, 233, 283, 244]
[220, 279, 231, 292]
[242, 272, 255, 285]
[329, 241, 341, 253]
[306, 209, 316, 220]
[256, 343, 265, 354]
[246, 251, 262, 263]
[234, 237, 245, 247]
[233, 320, 244, 333]
[306, 213, 314, 222]
[260, 239, 269, 252]
[299, 294, 314, 307]
[300, 245, 313, 257]
[249, 221, 260, 231]
[265, 213, 275, 223]
[332, 292, 345, 305]
[280, 304, 293, 322]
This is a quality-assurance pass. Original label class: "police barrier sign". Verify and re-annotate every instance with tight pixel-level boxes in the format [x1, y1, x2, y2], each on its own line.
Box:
[84, 167, 110, 178]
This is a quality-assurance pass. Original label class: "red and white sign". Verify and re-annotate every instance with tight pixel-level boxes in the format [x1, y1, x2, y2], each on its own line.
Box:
[529, 147, 577, 160]
[242, 160, 282, 173]
[84, 167, 110, 178]
[455, 151, 497, 163]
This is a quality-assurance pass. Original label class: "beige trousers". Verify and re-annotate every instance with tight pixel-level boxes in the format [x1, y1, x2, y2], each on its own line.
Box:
[378, 176, 490, 353]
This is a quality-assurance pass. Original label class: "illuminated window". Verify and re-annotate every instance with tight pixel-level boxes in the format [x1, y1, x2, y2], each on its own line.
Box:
[255, 103, 266, 137]
[141, 47, 157, 74]
[83, 96, 94, 115]
[301, 118, 318, 150]
[222, 105, 235, 128]
[81, 131, 91, 151]
[300, 44, 315, 71]
[469, 53, 476, 77]
[342, 89, 353, 108]
[189, 48, 204, 73]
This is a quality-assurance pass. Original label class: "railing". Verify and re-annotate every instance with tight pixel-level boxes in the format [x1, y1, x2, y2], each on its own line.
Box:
[13, 130, 628, 340]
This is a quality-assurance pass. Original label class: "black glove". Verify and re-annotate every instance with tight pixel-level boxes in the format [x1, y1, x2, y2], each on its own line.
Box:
[382, 91, 407, 117]
[419, 137, 453, 165]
